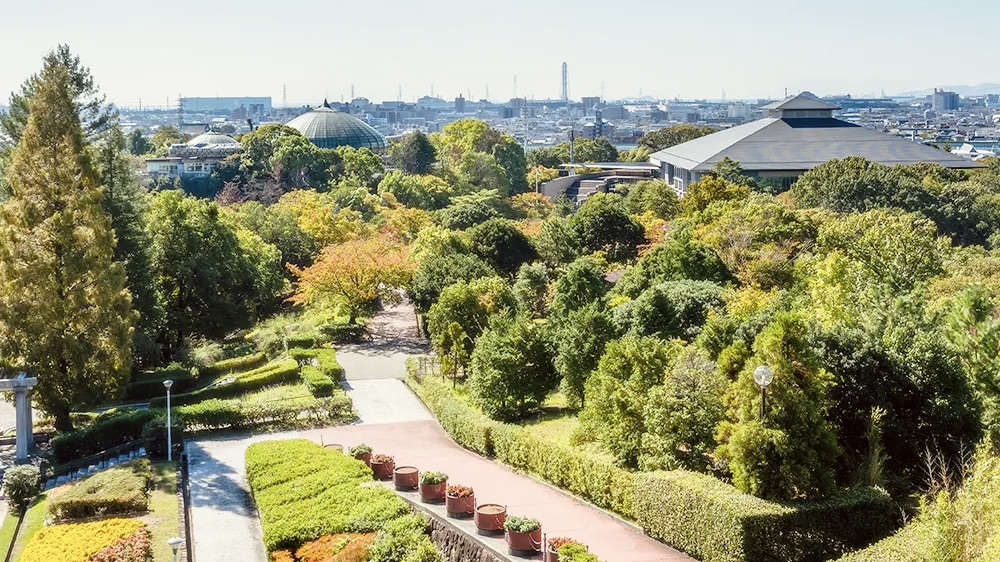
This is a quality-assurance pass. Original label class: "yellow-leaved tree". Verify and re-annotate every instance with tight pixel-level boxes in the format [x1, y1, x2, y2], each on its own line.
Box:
[290, 235, 414, 324]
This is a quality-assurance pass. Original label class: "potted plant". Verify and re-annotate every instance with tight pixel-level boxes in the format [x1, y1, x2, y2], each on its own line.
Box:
[369, 453, 394, 480]
[474, 503, 506, 534]
[419, 471, 448, 503]
[393, 465, 419, 490]
[504, 515, 542, 553]
[445, 484, 475, 518]
[348, 443, 372, 466]
[546, 537, 584, 562]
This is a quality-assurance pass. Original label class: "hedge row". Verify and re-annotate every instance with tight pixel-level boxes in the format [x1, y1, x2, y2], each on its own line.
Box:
[245, 439, 409, 552]
[319, 323, 366, 343]
[836, 521, 937, 562]
[300, 365, 336, 397]
[149, 359, 300, 408]
[49, 460, 150, 521]
[178, 394, 354, 432]
[125, 365, 197, 401]
[635, 471, 897, 562]
[51, 409, 159, 464]
[289, 348, 345, 380]
[200, 351, 267, 378]
[20, 518, 147, 562]
[405, 373, 494, 456]
[405, 365, 898, 562]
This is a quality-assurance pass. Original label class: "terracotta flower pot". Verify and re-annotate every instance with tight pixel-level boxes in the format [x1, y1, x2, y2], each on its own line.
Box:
[445, 494, 475, 518]
[354, 452, 371, 466]
[506, 528, 543, 553]
[474, 504, 506, 534]
[419, 480, 447, 503]
[393, 466, 419, 490]
[370, 459, 395, 480]
[545, 546, 558, 562]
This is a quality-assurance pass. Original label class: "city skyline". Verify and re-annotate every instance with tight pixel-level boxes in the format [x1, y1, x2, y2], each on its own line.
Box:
[1, 0, 997, 107]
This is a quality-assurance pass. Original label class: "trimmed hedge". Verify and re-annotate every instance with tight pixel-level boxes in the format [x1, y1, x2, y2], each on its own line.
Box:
[634, 471, 898, 562]
[125, 365, 197, 401]
[149, 359, 300, 408]
[20, 518, 146, 562]
[404, 370, 495, 456]
[200, 352, 267, 378]
[49, 460, 150, 521]
[246, 439, 409, 552]
[51, 409, 159, 464]
[179, 394, 354, 431]
[289, 348, 345, 380]
[836, 522, 937, 562]
[300, 365, 336, 397]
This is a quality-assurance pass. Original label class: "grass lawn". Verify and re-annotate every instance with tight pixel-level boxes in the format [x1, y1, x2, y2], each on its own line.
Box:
[2, 492, 50, 562]
[143, 460, 181, 562]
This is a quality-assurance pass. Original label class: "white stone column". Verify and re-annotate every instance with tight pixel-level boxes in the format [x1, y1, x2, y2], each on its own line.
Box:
[0, 375, 39, 462]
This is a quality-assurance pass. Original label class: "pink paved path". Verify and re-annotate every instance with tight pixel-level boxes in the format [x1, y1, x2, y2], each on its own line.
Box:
[302, 421, 693, 562]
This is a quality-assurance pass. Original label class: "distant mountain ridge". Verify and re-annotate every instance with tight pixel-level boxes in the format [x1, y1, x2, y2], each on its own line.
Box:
[897, 83, 1000, 97]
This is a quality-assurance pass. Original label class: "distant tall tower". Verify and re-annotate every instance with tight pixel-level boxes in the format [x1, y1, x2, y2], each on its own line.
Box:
[561, 62, 568, 102]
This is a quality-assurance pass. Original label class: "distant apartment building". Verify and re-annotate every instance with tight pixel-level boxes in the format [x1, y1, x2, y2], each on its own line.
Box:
[581, 96, 601, 115]
[455, 95, 466, 113]
[932, 89, 960, 112]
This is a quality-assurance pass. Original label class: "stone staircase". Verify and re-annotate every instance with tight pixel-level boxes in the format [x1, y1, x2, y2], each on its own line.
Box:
[43, 446, 146, 490]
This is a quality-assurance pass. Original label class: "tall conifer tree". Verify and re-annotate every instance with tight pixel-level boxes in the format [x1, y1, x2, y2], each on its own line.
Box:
[0, 61, 133, 431]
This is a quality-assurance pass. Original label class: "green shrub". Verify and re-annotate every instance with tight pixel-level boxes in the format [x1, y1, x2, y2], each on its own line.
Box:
[367, 513, 442, 562]
[141, 416, 184, 458]
[48, 460, 150, 521]
[634, 470, 898, 562]
[836, 522, 939, 562]
[289, 348, 345, 379]
[285, 335, 316, 349]
[419, 471, 447, 485]
[3, 465, 40, 512]
[558, 543, 601, 562]
[300, 365, 336, 397]
[320, 323, 366, 343]
[149, 359, 300, 408]
[125, 365, 197, 401]
[200, 352, 267, 378]
[179, 393, 353, 431]
[504, 516, 540, 533]
[246, 439, 409, 552]
[51, 409, 159, 464]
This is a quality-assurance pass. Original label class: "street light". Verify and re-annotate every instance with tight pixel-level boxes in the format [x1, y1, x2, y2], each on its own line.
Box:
[163, 379, 174, 461]
[167, 537, 183, 562]
[753, 365, 774, 422]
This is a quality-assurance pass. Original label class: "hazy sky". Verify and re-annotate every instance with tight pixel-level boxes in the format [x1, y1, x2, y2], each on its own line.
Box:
[1, 0, 995, 108]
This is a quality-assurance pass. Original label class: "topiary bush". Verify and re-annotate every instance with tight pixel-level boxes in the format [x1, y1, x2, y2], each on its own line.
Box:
[3, 465, 40, 512]
[179, 394, 353, 432]
[300, 365, 336, 397]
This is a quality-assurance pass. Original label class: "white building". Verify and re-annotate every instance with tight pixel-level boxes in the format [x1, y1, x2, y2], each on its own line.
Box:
[145, 132, 242, 180]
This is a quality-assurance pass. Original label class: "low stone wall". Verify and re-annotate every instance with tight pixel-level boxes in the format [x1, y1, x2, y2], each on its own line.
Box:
[425, 514, 505, 562]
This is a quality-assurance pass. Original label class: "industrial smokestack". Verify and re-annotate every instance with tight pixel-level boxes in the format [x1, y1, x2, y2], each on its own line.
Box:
[561, 62, 568, 102]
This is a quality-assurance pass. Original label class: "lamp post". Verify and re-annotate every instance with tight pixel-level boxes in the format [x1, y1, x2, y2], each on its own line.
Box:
[753, 365, 774, 422]
[163, 379, 174, 461]
[167, 537, 183, 562]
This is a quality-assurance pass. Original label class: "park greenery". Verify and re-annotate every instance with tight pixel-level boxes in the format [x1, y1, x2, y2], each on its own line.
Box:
[5, 45, 1000, 561]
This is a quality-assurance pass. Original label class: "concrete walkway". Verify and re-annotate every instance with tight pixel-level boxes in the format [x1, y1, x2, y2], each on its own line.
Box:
[302, 421, 692, 562]
[187, 431, 300, 562]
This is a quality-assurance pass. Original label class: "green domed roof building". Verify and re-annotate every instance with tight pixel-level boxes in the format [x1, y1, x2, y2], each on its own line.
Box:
[286, 100, 386, 151]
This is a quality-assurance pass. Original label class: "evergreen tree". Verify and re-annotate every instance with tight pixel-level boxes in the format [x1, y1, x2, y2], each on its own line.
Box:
[96, 124, 162, 369]
[389, 131, 437, 174]
[0, 62, 133, 431]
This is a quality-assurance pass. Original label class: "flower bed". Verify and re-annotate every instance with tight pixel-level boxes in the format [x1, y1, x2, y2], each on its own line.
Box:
[20, 518, 148, 562]
[49, 460, 150, 521]
[271, 532, 376, 562]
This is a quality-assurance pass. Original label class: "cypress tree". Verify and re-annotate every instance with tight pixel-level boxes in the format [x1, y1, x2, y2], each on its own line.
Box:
[0, 61, 133, 431]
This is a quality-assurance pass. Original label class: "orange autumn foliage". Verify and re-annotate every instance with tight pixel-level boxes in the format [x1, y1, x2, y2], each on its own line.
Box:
[271, 533, 376, 562]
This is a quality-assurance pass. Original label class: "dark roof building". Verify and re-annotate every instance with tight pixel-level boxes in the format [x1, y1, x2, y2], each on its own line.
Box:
[649, 92, 983, 194]
[286, 100, 387, 151]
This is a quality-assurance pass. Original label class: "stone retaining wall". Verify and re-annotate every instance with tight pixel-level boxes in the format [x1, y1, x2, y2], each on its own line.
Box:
[425, 514, 505, 562]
